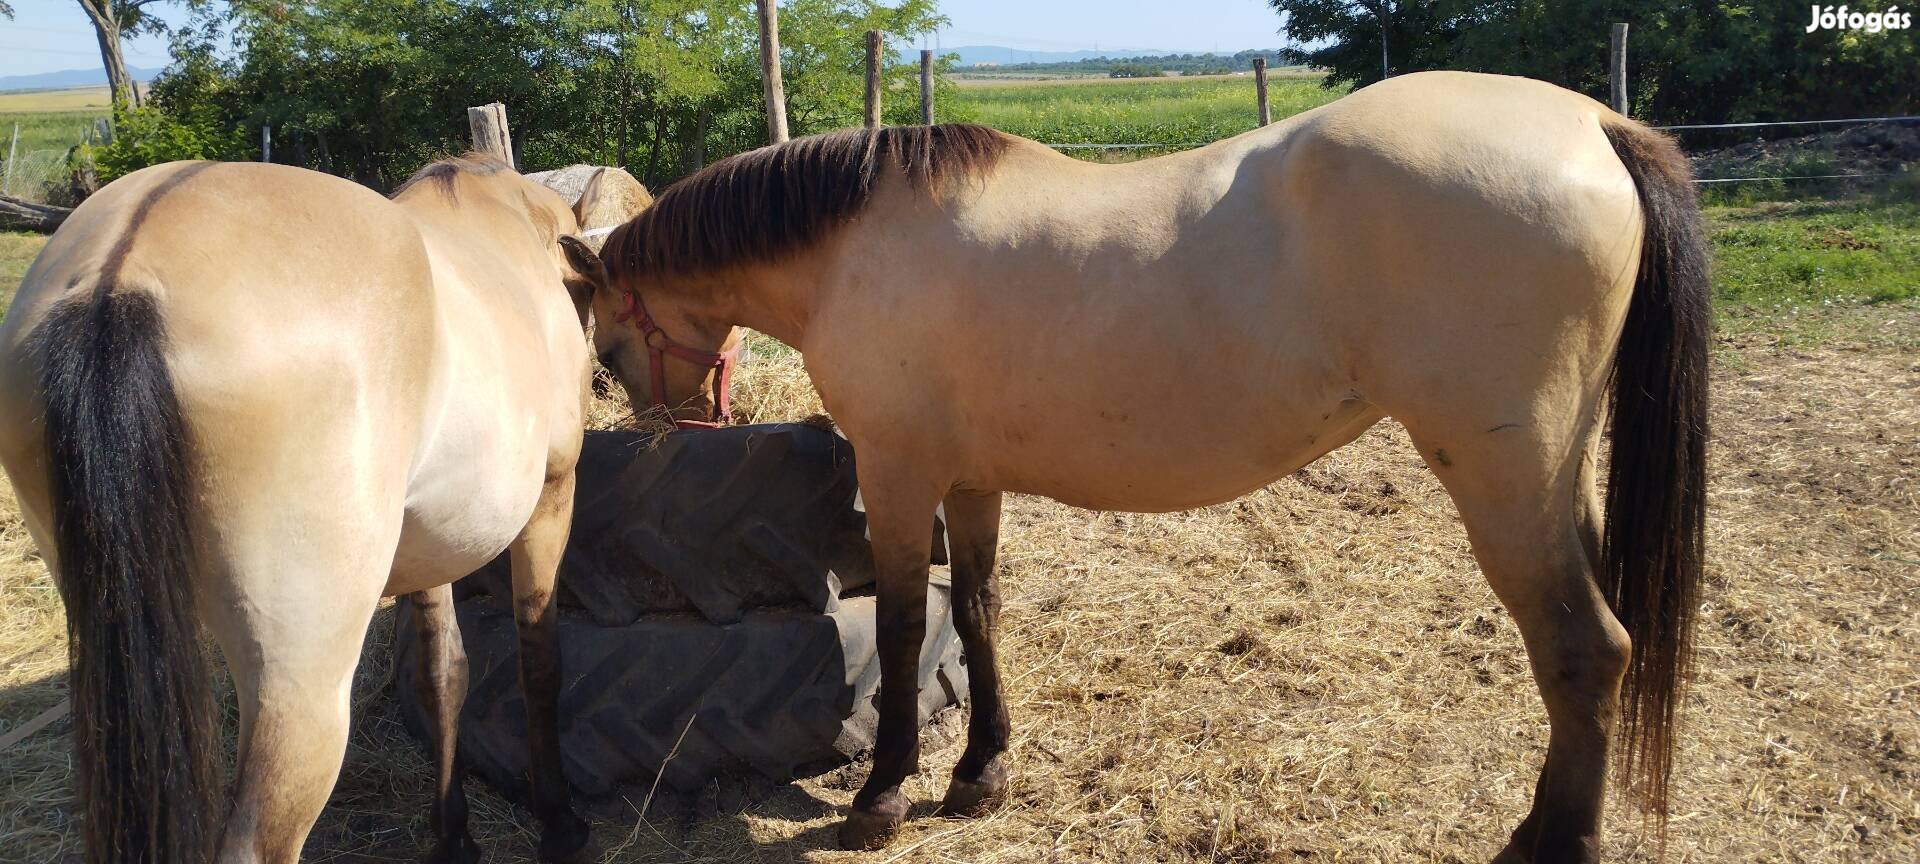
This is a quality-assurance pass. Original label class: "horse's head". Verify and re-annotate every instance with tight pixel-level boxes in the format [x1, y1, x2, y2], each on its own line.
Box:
[570, 241, 742, 428]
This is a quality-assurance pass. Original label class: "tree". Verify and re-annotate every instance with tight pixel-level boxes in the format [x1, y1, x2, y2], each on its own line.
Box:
[75, 0, 168, 108]
[1270, 1, 1919, 126]
[122, 0, 948, 190]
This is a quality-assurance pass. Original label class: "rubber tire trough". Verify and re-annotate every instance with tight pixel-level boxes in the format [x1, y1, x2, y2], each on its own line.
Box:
[395, 423, 965, 798]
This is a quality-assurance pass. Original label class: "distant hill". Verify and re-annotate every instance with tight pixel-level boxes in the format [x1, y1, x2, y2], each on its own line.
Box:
[902, 45, 1173, 67]
[0, 66, 164, 94]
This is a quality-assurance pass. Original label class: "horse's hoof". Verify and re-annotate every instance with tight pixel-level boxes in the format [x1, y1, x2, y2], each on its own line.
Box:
[1489, 846, 1531, 864]
[424, 834, 482, 864]
[939, 759, 1010, 817]
[838, 792, 910, 851]
[537, 813, 595, 864]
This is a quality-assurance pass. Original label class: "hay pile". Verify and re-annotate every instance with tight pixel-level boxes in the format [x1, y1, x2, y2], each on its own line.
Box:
[0, 311, 1914, 863]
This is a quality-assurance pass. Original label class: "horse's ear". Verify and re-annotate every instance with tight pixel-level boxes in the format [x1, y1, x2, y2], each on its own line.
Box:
[557, 235, 604, 329]
[573, 168, 608, 228]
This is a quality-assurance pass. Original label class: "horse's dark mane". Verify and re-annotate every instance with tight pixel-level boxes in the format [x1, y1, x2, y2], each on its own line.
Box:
[391, 152, 515, 200]
[605, 124, 1011, 281]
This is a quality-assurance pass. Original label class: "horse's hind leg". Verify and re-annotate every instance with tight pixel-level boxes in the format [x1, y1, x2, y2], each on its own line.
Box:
[1401, 418, 1627, 864]
[411, 583, 481, 864]
[939, 489, 1012, 816]
[210, 587, 381, 864]
[509, 470, 592, 863]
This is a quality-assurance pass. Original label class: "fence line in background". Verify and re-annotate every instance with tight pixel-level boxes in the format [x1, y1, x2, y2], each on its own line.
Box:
[1693, 172, 1903, 185]
[1658, 116, 1920, 131]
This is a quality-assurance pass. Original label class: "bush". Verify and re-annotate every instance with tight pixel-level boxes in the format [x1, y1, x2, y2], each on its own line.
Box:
[91, 105, 247, 184]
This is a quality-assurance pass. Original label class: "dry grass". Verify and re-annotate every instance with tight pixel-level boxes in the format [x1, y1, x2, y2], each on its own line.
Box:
[2, 309, 1916, 863]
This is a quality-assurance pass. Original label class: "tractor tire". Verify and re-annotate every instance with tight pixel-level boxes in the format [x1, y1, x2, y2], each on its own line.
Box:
[456, 425, 946, 625]
[396, 423, 967, 798]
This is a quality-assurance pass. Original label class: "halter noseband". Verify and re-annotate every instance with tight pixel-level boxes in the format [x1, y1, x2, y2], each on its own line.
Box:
[612, 291, 737, 429]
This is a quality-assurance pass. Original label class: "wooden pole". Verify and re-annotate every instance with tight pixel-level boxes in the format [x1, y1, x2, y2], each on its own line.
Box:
[757, 0, 790, 143]
[3, 124, 17, 197]
[260, 125, 271, 163]
[864, 30, 884, 129]
[467, 102, 513, 166]
[1253, 58, 1271, 127]
[1609, 23, 1630, 116]
[920, 49, 935, 125]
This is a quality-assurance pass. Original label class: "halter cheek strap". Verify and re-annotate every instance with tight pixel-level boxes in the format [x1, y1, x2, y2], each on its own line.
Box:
[613, 291, 737, 430]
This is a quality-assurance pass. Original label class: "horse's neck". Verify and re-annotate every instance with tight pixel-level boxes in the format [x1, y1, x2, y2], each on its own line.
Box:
[714, 258, 825, 351]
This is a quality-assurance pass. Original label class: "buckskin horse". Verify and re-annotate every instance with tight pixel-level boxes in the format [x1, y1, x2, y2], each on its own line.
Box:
[0, 155, 617, 863]
[588, 71, 1708, 862]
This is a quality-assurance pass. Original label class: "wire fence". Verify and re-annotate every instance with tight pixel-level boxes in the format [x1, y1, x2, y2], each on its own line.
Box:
[1038, 114, 1920, 186]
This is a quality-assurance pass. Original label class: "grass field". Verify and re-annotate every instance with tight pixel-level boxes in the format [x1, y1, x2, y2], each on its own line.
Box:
[1, 76, 1916, 863]
[949, 75, 1344, 156]
[0, 87, 124, 204]
[0, 86, 124, 113]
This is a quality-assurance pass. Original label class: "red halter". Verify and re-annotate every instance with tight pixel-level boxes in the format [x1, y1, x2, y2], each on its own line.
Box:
[612, 291, 737, 429]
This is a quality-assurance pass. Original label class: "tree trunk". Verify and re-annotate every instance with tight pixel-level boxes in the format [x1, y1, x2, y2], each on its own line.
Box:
[76, 0, 136, 109]
[641, 103, 667, 188]
[1, 195, 73, 233]
[616, 69, 631, 168]
[680, 106, 710, 175]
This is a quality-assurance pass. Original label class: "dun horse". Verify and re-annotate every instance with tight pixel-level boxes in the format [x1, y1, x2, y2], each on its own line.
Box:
[592, 71, 1709, 862]
[0, 156, 615, 863]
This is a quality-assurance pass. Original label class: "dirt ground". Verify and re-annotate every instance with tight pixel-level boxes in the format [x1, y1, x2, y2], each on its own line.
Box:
[1, 308, 1916, 863]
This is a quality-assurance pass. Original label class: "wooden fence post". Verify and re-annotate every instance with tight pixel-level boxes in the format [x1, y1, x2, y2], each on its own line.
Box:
[3, 124, 17, 197]
[920, 49, 935, 125]
[757, 0, 790, 143]
[1253, 58, 1271, 127]
[467, 102, 513, 166]
[864, 30, 884, 129]
[1609, 23, 1629, 116]
[260, 126, 271, 163]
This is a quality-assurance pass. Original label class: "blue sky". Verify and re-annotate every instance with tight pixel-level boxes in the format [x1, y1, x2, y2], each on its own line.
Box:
[1, 0, 1290, 79]
[929, 0, 1286, 55]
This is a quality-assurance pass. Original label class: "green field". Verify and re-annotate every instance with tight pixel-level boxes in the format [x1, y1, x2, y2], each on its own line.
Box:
[948, 75, 1345, 158]
[0, 86, 124, 204]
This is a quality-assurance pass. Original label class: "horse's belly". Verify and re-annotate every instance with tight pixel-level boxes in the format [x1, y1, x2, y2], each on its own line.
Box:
[385, 410, 549, 596]
[982, 395, 1380, 513]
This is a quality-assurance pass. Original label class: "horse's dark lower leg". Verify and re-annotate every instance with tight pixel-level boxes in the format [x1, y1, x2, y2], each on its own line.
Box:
[839, 475, 942, 851]
[1405, 425, 1624, 864]
[939, 490, 1011, 816]
[511, 473, 592, 863]
[412, 584, 481, 864]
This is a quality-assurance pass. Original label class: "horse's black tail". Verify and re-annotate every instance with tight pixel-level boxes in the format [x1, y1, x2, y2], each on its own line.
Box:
[1598, 119, 1711, 826]
[33, 287, 220, 863]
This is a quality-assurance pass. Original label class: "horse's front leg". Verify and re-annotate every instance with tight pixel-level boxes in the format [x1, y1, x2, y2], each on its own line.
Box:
[839, 466, 947, 851]
[509, 470, 593, 863]
[938, 489, 1012, 816]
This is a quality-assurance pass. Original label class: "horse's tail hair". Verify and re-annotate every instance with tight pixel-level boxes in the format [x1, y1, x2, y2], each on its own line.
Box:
[1598, 118, 1711, 827]
[33, 286, 220, 863]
